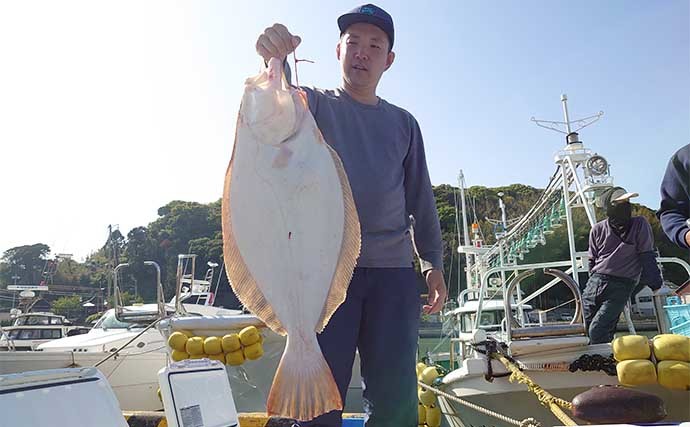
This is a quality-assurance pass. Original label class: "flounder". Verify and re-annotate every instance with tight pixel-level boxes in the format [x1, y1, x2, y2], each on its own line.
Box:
[222, 57, 360, 420]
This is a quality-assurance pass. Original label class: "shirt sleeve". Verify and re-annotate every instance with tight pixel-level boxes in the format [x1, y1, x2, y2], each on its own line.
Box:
[404, 117, 443, 273]
[635, 219, 654, 253]
[657, 146, 690, 249]
[637, 219, 663, 290]
[588, 227, 598, 272]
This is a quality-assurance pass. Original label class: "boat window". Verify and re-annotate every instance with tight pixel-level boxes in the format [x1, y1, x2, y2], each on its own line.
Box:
[92, 311, 133, 330]
[31, 316, 51, 325]
[18, 329, 42, 339]
[40, 329, 62, 339]
[49, 317, 63, 325]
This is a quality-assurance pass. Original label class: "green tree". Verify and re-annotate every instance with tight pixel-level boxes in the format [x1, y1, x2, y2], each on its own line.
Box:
[1, 243, 51, 285]
[108, 290, 144, 307]
[147, 200, 223, 297]
[51, 295, 83, 319]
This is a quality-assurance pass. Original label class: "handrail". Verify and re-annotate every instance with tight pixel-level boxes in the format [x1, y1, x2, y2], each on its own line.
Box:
[174, 254, 197, 315]
[503, 268, 584, 341]
[0, 326, 16, 351]
[472, 260, 574, 329]
[113, 261, 165, 322]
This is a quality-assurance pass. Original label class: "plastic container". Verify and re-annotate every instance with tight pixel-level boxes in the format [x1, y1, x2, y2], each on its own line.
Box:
[670, 319, 690, 337]
[342, 417, 365, 427]
[663, 302, 690, 327]
[666, 296, 682, 305]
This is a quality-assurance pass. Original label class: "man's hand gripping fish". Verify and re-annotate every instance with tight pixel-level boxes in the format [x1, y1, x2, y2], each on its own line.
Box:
[222, 58, 361, 421]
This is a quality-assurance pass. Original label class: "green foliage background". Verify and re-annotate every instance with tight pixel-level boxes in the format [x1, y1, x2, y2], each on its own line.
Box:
[1, 184, 687, 313]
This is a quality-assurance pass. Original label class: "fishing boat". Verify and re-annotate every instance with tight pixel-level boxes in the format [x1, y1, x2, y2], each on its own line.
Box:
[431, 95, 690, 427]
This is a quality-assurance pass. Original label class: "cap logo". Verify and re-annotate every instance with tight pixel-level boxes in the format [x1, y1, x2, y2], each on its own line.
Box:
[360, 6, 375, 15]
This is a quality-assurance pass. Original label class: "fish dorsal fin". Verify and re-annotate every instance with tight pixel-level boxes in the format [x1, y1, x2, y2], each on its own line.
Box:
[315, 141, 361, 333]
[221, 126, 287, 335]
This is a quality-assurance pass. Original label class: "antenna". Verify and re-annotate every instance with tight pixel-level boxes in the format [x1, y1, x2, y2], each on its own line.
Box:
[531, 94, 603, 138]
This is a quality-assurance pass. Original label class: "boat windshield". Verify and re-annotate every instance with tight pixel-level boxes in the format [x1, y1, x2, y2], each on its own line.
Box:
[92, 311, 134, 330]
[13, 315, 63, 326]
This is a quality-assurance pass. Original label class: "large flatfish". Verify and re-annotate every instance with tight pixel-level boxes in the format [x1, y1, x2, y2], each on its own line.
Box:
[221, 57, 360, 421]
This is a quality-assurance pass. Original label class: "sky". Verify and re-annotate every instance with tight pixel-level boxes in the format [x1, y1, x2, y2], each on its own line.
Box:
[0, 1, 688, 262]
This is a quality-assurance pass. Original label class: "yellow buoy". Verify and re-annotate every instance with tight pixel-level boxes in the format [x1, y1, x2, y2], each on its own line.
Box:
[419, 366, 440, 385]
[185, 337, 205, 356]
[170, 349, 189, 362]
[425, 403, 442, 427]
[417, 401, 426, 425]
[189, 353, 207, 359]
[652, 334, 690, 362]
[167, 331, 189, 352]
[416, 362, 427, 377]
[203, 336, 223, 355]
[221, 333, 242, 353]
[612, 335, 651, 361]
[616, 359, 657, 386]
[178, 329, 194, 338]
[226, 349, 245, 366]
[243, 342, 264, 360]
[418, 387, 436, 406]
[657, 360, 690, 390]
[208, 353, 226, 363]
[239, 326, 261, 346]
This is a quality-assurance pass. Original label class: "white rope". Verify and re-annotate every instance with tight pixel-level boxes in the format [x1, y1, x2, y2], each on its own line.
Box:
[418, 381, 541, 427]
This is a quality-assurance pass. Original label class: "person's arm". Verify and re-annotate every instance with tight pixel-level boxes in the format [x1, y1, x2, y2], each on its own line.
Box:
[657, 146, 690, 248]
[404, 117, 446, 314]
[587, 227, 598, 273]
[637, 219, 663, 290]
[404, 117, 443, 274]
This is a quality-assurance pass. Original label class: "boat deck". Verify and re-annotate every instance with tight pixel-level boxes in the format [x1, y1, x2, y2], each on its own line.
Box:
[123, 411, 366, 427]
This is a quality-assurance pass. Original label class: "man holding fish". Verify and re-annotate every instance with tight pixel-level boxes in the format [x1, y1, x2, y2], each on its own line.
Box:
[256, 4, 446, 427]
[253, 4, 446, 426]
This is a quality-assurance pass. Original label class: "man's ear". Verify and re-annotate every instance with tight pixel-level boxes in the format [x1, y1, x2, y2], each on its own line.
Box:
[384, 51, 395, 71]
[336, 41, 341, 60]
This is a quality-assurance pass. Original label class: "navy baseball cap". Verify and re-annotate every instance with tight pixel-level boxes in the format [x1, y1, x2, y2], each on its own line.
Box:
[337, 4, 395, 50]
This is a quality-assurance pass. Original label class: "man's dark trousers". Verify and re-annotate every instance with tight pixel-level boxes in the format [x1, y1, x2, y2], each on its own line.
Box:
[300, 267, 421, 427]
[582, 273, 637, 344]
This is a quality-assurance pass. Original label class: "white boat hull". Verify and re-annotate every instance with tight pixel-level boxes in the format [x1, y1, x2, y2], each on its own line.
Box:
[439, 379, 690, 427]
[0, 335, 364, 412]
[439, 353, 690, 427]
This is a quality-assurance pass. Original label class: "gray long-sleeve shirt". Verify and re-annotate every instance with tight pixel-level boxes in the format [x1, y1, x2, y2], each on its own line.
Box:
[292, 85, 443, 273]
[588, 216, 662, 289]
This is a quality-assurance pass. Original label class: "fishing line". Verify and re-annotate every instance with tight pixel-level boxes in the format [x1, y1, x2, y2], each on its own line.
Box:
[292, 49, 314, 88]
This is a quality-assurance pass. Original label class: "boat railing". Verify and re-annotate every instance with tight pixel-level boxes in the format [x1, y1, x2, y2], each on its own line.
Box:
[503, 268, 585, 341]
[471, 256, 690, 330]
[0, 326, 16, 351]
[175, 254, 197, 315]
[113, 261, 165, 324]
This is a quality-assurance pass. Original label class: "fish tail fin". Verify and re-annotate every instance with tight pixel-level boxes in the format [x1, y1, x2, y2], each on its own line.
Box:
[267, 334, 342, 421]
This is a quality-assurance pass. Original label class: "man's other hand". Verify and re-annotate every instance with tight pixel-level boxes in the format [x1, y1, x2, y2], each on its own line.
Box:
[423, 269, 447, 315]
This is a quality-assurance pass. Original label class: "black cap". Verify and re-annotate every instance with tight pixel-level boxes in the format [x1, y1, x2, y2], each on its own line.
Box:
[337, 4, 394, 50]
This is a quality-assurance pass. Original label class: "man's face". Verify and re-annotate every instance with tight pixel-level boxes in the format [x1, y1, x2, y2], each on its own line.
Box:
[337, 22, 395, 92]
